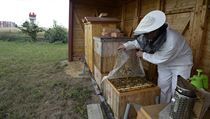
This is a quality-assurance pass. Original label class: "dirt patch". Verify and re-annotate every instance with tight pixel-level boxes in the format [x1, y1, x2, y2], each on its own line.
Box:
[65, 61, 90, 79]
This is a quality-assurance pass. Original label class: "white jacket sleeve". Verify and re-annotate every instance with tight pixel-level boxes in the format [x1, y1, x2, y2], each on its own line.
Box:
[142, 41, 178, 65]
[123, 40, 140, 50]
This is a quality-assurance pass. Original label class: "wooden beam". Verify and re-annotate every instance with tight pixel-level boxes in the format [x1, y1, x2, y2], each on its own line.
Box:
[137, 0, 141, 18]
[131, 0, 140, 37]
[165, 7, 194, 15]
[182, 18, 190, 35]
[121, 1, 125, 32]
[68, 0, 73, 61]
[190, 0, 209, 72]
[157, 0, 164, 11]
[160, 0, 165, 12]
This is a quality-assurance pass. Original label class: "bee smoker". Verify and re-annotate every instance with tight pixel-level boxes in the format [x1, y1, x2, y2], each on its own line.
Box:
[170, 76, 196, 119]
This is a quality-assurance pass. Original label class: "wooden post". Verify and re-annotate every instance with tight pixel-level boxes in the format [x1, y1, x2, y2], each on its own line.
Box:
[157, 0, 165, 11]
[68, 0, 73, 61]
[134, 0, 140, 24]
[137, 0, 141, 19]
[121, 1, 125, 32]
[190, 0, 209, 72]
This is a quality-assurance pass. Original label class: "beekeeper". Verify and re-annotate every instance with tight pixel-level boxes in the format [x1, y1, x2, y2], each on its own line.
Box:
[118, 10, 193, 103]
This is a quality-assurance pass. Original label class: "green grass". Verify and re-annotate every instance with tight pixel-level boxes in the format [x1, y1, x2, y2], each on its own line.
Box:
[0, 41, 91, 119]
[0, 41, 67, 76]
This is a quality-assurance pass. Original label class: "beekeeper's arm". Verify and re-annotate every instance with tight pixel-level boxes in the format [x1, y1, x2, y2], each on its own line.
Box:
[123, 40, 141, 50]
[142, 39, 178, 64]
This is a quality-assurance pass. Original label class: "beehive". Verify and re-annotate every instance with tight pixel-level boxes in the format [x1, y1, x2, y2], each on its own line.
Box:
[93, 37, 134, 87]
[102, 78, 160, 119]
[84, 17, 120, 73]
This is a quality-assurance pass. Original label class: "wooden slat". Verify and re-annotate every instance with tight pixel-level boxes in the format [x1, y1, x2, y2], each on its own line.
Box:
[87, 104, 104, 119]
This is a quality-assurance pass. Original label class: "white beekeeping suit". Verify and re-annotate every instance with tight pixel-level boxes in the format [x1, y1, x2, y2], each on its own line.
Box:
[122, 10, 193, 103]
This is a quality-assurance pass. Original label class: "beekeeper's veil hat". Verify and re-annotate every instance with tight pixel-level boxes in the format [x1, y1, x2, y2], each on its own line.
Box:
[133, 10, 166, 35]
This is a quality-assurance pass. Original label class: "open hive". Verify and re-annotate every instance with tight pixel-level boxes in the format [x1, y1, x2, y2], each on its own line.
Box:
[109, 77, 155, 93]
[102, 78, 160, 119]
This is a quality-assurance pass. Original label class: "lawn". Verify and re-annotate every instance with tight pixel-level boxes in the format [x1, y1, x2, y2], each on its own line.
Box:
[0, 41, 93, 119]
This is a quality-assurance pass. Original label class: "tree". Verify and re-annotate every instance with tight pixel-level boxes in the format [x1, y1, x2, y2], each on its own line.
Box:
[18, 21, 43, 41]
[44, 21, 67, 43]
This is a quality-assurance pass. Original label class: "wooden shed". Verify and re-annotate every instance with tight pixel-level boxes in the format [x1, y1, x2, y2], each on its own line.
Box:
[68, 0, 210, 90]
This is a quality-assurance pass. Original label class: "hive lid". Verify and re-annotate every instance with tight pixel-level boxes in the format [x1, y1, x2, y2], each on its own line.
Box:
[83, 17, 121, 23]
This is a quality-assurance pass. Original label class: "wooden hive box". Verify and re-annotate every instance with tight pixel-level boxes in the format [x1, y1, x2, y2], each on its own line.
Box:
[93, 37, 134, 87]
[102, 79, 160, 119]
[84, 17, 120, 73]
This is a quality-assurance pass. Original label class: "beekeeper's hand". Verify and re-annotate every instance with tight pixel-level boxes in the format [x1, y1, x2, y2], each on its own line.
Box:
[136, 51, 143, 58]
[117, 44, 126, 51]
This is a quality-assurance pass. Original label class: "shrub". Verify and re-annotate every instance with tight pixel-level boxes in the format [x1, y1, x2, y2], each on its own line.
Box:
[18, 21, 44, 42]
[44, 21, 67, 43]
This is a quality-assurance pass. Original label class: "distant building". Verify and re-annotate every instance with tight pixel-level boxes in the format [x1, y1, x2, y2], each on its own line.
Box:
[29, 12, 36, 24]
[0, 21, 17, 28]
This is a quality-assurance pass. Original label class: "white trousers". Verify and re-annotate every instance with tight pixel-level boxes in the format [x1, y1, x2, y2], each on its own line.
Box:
[158, 65, 192, 103]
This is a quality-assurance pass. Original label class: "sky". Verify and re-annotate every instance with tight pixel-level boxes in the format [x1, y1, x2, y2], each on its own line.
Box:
[0, 0, 69, 28]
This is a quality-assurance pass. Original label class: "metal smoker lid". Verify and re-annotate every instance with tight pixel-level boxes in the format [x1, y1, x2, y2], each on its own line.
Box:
[176, 75, 197, 98]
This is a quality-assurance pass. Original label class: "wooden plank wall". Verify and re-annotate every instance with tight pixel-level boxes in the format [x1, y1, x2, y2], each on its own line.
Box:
[72, 3, 121, 59]
[164, 0, 195, 55]
[121, 0, 210, 88]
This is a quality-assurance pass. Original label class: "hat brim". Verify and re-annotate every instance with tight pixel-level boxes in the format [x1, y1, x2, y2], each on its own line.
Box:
[133, 10, 166, 35]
